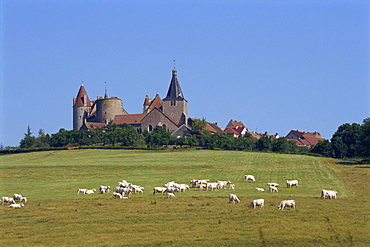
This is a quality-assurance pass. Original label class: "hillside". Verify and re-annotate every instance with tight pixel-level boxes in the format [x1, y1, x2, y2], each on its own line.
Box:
[1, 149, 369, 246]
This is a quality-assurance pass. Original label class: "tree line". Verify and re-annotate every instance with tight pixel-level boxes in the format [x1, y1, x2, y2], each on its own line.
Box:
[3, 118, 370, 160]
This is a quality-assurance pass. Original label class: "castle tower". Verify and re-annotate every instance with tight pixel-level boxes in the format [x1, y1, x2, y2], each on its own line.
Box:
[95, 92, 128, 124]
[162, 68, 188, 126]
[73, 84, 91, 130]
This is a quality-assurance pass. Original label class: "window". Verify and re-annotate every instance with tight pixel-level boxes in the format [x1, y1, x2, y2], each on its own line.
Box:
[148, 125, 153, 131]
[171, 101, 176, 106]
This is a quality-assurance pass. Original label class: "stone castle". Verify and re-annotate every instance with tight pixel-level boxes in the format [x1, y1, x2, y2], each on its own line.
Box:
[73, 68, 191, 136]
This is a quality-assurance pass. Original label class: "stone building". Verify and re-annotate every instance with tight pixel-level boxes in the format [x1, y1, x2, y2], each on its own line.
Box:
[72, 68, 188, 134]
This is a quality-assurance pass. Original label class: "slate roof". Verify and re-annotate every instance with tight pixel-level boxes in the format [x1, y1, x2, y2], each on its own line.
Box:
[163, 68, 186, 101]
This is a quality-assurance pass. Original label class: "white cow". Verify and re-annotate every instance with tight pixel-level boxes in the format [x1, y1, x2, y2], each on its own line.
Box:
[131, 185, 144, 194]
[206, 182, 219, 191]
[13, 194, 23, 201]
[153, 187, 167, 195]
[266, 183, 279, 187]
[278, 200, 296, 210]
[167, 193, 176, 198]
[228, 194, 240, 204]
[196, 184, 206, 191]
[248, 199, 264, 209]
[164, 181, 176, 187]
[321, 189, 337, 199]
[217, 181, 231, 189]
[112, 192, 123, 199]
[77, 188, 87, 195]
[255, 187, 265, 192]
[99, 185, 110, 194]
[9, 203, 25, 208]
[229, 184, 235, 190]
[286, 180, 298, 188]
[244, 175, 255, 182]
[165, 187, 179, 194]
[1, 197, 16, 205]
[84, 189, 96, 194]
[269, 186, 278, 193]
[176, 184, 189, 192]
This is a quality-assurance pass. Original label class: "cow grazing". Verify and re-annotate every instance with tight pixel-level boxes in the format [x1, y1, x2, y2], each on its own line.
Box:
[206, 182, 219, 191]
[277, 200, 296, 210]
[286, 180, 298, 188]
[266, 183, 279, 187]
[269, 186, 278, 193]
[248, 199, 264, 209]
[244, 175, 255, 183]
[217, 181, 231, 189]
[229, 184, 235, 190]
[13, 194, 24, 201]
[228, 194, 240, 204]
[153, 187, 167, 196]
[321, 189, 337, 199]
[77, 189, 87, 195]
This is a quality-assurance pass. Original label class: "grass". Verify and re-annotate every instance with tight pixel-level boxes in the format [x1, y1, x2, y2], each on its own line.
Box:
[0, 149, 369, 246]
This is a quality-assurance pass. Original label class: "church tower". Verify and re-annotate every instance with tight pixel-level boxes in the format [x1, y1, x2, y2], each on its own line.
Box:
[73, 84, 91, 130]
[162, 68, 188, 126]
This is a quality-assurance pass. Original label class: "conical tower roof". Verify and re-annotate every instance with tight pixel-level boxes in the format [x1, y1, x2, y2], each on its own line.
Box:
[163, 68, 185, 101]
[143, 94, 151, 106]
[74, 84, 91, 107]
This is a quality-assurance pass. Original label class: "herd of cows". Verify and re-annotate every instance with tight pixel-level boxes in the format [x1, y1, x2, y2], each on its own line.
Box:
[2, 174, 338, 210]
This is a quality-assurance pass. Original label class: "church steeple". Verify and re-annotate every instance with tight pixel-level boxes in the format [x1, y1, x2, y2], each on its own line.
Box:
[162, 67, 188, 127]
[163, 67, 185, 101]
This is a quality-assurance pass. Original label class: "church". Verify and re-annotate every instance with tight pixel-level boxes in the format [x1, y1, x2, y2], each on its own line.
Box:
[73, 67, 191, 136]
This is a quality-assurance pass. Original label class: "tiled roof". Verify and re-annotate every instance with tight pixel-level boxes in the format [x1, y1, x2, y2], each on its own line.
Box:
[147, 94, 163, 112]
[143, 95, 151, 106]
[113, 114, 147, 125]
[74, 84, 91, 107]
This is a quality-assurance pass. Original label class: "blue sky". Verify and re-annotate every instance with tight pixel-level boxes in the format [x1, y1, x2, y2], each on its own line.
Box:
[1, 0, 369, 147]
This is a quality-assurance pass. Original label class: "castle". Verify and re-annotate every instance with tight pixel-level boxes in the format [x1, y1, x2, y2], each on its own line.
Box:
[73, 67, 190, 136]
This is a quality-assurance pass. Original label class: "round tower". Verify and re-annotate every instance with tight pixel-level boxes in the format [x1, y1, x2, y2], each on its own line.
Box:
[95, 97, 128, 124]
[73, 84, 91, 130]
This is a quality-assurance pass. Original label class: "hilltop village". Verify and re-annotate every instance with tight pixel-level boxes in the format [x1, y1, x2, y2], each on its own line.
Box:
[73, 68, 324, 148]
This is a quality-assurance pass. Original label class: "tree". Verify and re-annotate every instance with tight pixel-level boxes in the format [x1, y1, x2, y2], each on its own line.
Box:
[331, 123, 362, 158]
[20, 125, 36, 148]
[331, 136, 347, 158]
[360, 117, 370, 158]
[35, 129, 50, 147]
[190, 118, 207, 133]
[255, 135, 272, 152]
[311, 140, 333, 157]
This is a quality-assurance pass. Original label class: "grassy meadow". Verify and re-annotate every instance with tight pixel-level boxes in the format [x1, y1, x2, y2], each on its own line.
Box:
[0, 149, 369, 246]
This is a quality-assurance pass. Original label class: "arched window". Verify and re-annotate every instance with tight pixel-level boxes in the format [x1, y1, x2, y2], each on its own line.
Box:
[148, 125, 153, 131]
[162, 124, 166, 130]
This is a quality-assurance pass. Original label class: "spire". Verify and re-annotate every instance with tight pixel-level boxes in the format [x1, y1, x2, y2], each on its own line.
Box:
[74, 84, 91, 107]
[143, 94, 150, 106]
[163, 67, 185, 101]
[104, 82, 108, 99]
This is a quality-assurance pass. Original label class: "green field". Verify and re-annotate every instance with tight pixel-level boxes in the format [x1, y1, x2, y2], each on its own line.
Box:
[1, 149, 369, 246]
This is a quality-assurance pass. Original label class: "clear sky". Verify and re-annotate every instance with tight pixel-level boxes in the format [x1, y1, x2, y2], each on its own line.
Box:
[1, 0, 369, 147]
